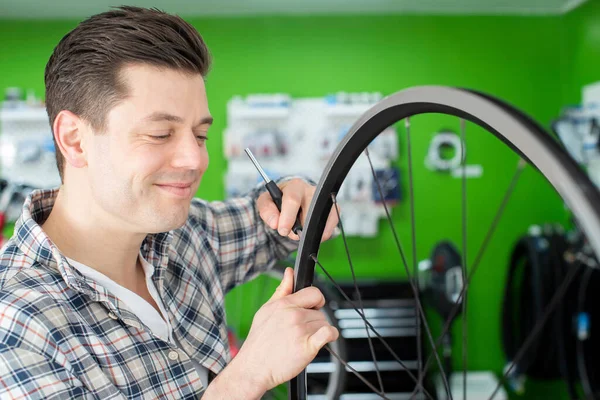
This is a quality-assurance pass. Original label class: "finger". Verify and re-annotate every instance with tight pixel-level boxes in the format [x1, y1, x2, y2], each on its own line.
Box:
[308, 325, 339, 353]
[300, 185, 316, 225]
[268, 267, 294, 302]
[301, 309, 329, 325]
[277, 181, 305, 237]
[286, 229, 300, 241]
[256, 191, 280, 230]
[303, 319, 331, 335]
[286, 286, 326, 310]
[321, 205, 339, 242]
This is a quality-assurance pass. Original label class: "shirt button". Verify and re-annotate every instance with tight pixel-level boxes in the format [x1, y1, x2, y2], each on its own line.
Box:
[107, 312, 118, 320]
[168, 350, 179, 361]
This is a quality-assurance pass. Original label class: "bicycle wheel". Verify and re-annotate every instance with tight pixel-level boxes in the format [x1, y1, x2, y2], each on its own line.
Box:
[290, 86, 600, 399]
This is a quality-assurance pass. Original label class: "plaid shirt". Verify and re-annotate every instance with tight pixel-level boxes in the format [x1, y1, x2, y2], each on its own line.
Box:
[0, 186, 297, 399]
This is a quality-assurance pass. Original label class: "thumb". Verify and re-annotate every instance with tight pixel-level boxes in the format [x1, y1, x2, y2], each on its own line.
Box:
[308, 325, 338, 354]
[269, 267, 294, 302]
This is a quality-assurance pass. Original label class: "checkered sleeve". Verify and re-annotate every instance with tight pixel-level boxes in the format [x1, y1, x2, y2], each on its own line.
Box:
[189, 177, 309, 293]
[0, 290, 96, 400]
[0, 346, 95, 400]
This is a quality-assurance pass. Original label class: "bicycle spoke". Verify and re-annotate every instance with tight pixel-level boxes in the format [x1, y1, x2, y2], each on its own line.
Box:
[404, 117, 424, 396]
[366, 120, 452, 399]
[311, 254, 435, 400]
[331, 193, 385, 393]
[488, 260, 582, 400]
[412, 160, 526, 389]
[460, 118, 468, 400]
[325, 345, 391, 400]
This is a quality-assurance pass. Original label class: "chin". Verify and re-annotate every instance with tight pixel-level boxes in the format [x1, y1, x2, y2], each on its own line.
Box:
[165, 215, 190, 232]
[146, 221, 186, 234]
[145, 207, 190, 233]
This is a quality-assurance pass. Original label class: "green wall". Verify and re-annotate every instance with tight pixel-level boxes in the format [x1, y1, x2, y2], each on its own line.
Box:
[0, 11, 590, 397]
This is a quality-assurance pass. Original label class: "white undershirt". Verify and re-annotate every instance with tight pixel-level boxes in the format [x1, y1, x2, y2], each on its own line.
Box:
[67, 252, 209, 390]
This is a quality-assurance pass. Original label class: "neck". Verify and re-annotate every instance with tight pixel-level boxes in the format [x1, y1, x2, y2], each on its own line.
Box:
[42, 187, 146, 288]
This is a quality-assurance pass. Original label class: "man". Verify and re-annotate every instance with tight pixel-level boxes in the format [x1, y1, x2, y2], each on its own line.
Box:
[0, 6, 339, 399]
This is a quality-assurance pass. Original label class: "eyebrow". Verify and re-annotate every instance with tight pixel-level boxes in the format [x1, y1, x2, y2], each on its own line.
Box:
[143, 112, 214, 126]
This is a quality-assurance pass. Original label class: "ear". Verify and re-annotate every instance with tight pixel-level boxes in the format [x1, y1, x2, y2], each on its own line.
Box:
[53, 110, 88, 169]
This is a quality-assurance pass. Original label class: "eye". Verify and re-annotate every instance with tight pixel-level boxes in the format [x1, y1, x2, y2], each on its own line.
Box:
[148, 133, 171, 140]
[196, 135, 209, 143]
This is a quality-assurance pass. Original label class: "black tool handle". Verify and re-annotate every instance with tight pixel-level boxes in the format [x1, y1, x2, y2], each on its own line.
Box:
[265, 181, 303, 235]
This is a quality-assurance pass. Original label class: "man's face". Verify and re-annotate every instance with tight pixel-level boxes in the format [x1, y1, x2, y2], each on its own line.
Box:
[84, 64, 211, 234]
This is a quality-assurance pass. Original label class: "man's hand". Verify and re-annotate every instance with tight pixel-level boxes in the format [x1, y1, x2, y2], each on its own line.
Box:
[238, 267, 339, 391]
[206, 267, 339, 398]
[256, 178, 338, 241]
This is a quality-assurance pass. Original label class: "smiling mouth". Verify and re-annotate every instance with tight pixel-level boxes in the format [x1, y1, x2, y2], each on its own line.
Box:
[155, 183, 194, 198]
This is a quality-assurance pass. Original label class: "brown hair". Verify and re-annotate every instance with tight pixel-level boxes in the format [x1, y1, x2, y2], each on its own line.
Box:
[44, 6, 211, 180]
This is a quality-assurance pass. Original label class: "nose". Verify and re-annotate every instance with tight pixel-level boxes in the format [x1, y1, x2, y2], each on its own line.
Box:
[170, 131, 206, 171]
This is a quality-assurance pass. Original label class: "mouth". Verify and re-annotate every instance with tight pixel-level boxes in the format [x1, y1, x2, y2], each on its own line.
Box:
[154, 182, 194, 198]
